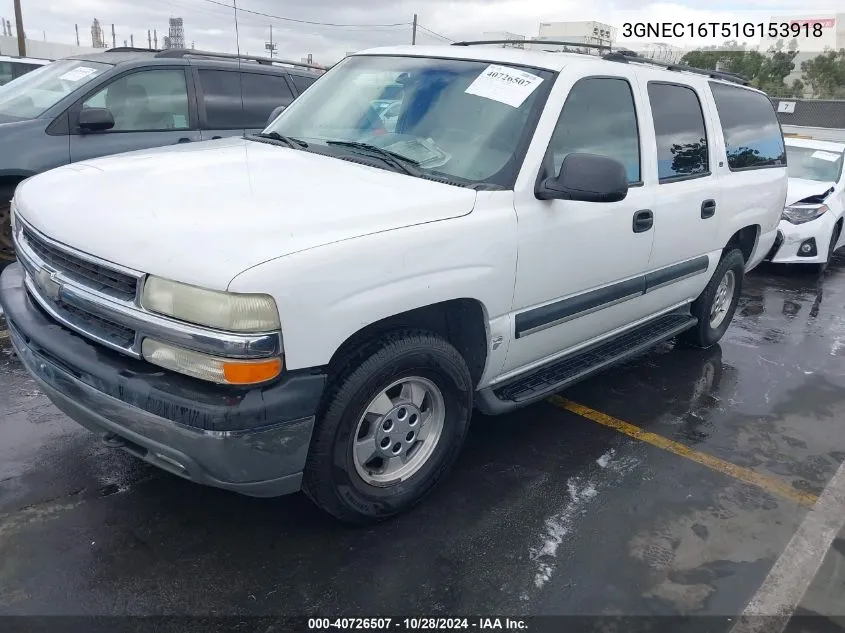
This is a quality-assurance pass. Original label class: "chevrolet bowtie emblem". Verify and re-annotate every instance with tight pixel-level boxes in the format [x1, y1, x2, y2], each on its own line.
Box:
[35, 269, 62, 302]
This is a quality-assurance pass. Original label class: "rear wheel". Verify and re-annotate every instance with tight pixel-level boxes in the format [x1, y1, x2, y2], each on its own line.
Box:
[303, 330, 472, 524]
[681, 249, 745, 349]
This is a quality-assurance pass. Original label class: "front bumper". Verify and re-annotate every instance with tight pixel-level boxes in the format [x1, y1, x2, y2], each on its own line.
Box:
[1, 263, 326, 497]
[767, 215, 837, 264]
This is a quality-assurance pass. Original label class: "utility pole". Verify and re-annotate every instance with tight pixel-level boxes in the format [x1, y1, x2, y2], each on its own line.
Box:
[75, 24, 80, 46]
[111, 23, 116, 48]
[153, 29, 158, 48]
[264, 24, 276, 58]
[147, 30, 151, 48]
[130, 34, 134, 47]
[411, 13, 417, 45]
[13, 0, 26, 56]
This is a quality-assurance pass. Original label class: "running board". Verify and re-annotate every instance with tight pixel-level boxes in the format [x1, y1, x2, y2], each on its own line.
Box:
[476, 312, 698, 415]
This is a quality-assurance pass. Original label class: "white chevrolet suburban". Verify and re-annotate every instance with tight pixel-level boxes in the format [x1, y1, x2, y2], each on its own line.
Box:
[0, 43, 788, 523]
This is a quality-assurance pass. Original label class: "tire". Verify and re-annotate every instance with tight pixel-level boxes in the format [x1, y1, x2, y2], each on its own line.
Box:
[816, 223, 842, 275]
[681, 249, 745, 349]
[303, 329, 473, 524]
[0, 190, 15, 264]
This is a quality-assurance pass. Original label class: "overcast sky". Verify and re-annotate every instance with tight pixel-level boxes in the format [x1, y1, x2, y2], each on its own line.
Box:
[1, 0, 842, 64]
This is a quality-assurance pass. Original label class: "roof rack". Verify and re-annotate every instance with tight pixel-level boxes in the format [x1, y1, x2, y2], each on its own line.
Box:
[104, 47, 162, 53]
[602, 49, 750, 85]
[450, 39, 750, 86]
[452, 39, 612, 52]
[153, 48, 324, 71]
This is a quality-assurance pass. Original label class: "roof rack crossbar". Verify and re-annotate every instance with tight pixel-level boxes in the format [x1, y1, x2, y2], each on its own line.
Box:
[153, 48, 324, 71]
[602, 50, 750, 85]
[105, 47, 161, 53]
[452, 39, 612, 52]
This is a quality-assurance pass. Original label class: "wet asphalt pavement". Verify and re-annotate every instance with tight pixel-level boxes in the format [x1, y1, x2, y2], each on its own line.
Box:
[2, 255, 845, 622]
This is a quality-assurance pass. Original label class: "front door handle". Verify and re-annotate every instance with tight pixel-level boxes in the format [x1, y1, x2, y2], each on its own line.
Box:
[212, 136, 222, 140]
[701, 199, 716, 219]
[633, 209, 653, 233]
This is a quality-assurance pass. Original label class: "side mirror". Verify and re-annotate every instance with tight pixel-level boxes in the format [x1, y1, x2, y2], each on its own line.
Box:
[536, 153, 629, 202]
[78, 107, 115, 133]
[267, 105, 287, 127]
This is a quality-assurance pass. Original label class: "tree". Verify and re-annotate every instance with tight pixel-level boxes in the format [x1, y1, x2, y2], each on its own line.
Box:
[801, 49, 845, 98]
[789, 78, 805, 97]
[680, 42, 792, 95]
[670, 139, 708, 175]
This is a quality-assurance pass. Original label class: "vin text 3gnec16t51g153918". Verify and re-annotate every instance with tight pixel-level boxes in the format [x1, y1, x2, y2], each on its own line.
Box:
[0, 43, 787, 523]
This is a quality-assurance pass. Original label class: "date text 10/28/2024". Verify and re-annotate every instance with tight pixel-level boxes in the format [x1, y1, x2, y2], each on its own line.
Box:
[621, 21, 825, 39]
[308, 618, 528, 631]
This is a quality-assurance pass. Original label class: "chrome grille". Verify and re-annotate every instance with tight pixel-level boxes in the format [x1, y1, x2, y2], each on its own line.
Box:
[56, 301, 136, 348]
[22, 226, 138, 300]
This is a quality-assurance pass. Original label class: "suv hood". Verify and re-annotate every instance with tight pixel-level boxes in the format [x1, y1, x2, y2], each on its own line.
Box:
[15, 137, 477, 290]
[786, 177, 835, 206]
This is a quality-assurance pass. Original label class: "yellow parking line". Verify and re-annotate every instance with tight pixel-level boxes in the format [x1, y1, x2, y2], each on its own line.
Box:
[549, 396, 819, 508]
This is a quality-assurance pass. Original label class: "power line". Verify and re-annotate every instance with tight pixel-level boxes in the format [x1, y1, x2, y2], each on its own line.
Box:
[199, 0, 411, 28]
[416, 24, 454, 43]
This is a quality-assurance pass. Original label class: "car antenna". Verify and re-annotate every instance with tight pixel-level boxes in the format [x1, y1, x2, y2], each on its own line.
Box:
[233, 0, 245, 129]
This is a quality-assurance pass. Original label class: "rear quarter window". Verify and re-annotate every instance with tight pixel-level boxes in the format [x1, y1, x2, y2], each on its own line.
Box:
[709, 82, 786, 171]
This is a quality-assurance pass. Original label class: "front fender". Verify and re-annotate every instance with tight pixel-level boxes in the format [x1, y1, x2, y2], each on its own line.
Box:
[228, 192, 518, 371]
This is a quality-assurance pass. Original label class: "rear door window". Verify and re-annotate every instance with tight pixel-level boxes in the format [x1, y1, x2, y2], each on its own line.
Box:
[240, 73, 295, 128]
[290, 74, 316, 94]
[709, 81, 786, 170]
[198, 69, 244, 129]
[647, 82, 709, 182]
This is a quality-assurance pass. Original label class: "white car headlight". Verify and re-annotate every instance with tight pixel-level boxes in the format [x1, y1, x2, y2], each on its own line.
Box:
[782, 203, 829, 225]
[141, 276, 280, 332]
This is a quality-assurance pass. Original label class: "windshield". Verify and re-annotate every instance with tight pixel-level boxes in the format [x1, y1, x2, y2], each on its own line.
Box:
[786, 145, 844, 183]
[0, 59, 111, 120]
[264, 55, 554, 187]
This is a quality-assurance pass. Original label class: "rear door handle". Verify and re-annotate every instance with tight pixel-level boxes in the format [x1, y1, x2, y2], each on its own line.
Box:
[701, 199, 716, 219]
[633, 209, 653, 233]
[211, 136, 222, 140]
[177, 137, 192, 144]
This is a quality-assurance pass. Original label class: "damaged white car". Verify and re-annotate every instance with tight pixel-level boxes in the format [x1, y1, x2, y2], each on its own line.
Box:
[768, 138, 845, 272]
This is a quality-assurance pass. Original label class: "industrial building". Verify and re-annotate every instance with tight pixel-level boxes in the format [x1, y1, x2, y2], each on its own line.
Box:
[535, 21, 616, 50]
[0, 35, 96, 58]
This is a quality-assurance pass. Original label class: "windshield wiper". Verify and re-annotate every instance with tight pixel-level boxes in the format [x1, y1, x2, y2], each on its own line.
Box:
[325, 140, 421, 176]
[250, 131, 309, 149]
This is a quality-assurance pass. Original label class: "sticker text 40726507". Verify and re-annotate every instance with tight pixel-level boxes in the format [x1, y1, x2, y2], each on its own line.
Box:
[464, 64, 544, 108]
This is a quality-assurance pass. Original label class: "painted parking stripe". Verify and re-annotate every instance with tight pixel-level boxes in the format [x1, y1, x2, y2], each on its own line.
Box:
[549, 396, 819, 508]
[731, 456, 845, 630]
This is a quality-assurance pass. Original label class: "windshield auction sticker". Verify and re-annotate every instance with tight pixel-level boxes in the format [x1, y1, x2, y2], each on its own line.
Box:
[59, 67, 99, 82]
[465, 65, 544, 108]
[812, 151, 841, 162]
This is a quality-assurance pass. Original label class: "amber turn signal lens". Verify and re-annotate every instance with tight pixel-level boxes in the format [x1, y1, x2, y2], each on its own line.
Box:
[223, 358, 283, 385]
[142, 338, 283, 385]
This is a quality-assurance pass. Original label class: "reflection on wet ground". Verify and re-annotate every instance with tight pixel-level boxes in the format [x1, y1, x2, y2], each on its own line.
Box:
[1, 254, 845, 618]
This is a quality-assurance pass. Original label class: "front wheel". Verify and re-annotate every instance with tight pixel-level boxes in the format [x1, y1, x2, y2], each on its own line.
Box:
[0, 193, 15, 264]
[303, 330, 473, 524]
[681, 249, 745, 349]
[816, 223, 842, 275]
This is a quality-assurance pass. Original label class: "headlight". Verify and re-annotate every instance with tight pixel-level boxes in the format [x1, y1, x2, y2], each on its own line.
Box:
[141, 276, 280, 332]
[142, 339, 282, 385]
[782, 203, 829, 225]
